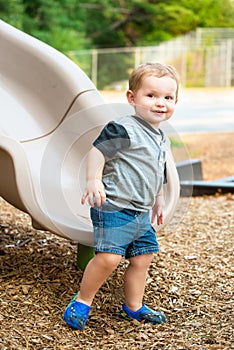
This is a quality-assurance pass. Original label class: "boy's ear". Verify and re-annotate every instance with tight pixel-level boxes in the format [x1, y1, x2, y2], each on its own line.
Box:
[126, 90, 135, 104]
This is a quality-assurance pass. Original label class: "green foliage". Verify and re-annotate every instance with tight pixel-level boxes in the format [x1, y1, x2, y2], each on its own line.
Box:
[0, 0, 24, 29]
[79, 0, 234, 48]
[1, 0, 234, 51]
[180, 0, 234, 28]
[0, 0, 91, 52]
[97, 51, 134, 89]
[22, 0, 92, 52]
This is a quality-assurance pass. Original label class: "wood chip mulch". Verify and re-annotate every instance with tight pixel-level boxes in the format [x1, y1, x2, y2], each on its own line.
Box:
[0, 132, 233, 350]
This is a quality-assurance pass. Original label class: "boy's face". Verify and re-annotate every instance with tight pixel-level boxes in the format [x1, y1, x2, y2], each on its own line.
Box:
[126, 75, 178, 129]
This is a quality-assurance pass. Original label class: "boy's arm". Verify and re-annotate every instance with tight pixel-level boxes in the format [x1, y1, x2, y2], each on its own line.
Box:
[81, 146, 106, 207]
[151, 190, 165, 225]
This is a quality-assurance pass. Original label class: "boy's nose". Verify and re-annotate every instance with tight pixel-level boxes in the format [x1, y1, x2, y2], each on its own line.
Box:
[155, 97, 165, 105]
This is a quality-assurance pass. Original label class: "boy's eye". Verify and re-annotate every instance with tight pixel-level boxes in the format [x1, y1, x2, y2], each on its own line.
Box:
[147, 93, 155, 98]
[165, 96, 173, 100]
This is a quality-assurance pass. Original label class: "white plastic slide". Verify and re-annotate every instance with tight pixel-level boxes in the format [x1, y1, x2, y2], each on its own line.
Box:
[0, 20, 180, 245]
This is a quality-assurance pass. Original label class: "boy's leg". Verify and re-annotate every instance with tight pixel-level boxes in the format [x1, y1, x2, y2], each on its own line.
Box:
[77, 252, 122, 305]
[64, 252, 122, 330]
[122, 253, 166, 325]
[124, 253, 153, 311]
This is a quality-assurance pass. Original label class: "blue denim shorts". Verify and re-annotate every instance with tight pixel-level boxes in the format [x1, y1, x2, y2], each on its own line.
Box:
[90, 200, 159, 258]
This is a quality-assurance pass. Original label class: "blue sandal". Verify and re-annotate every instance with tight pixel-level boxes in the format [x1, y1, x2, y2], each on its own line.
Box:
[63, 294, 91, 330]
[121, 303, 166, 325]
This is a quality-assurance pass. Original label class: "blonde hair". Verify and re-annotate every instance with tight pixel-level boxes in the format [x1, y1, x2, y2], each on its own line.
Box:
[128, 62, 180, 98]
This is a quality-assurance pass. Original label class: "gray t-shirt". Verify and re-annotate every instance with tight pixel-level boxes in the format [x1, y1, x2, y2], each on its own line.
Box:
[93, 115, 167, 211]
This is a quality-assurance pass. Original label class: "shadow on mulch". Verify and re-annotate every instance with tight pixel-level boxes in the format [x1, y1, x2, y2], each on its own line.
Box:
[0, 194, 233, 350]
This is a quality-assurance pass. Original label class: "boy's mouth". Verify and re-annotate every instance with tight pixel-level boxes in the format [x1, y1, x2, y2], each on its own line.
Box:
[153, 110, 166, 114]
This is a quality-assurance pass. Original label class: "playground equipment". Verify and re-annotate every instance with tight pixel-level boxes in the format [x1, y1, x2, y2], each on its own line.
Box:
[0, 20, 180, 247]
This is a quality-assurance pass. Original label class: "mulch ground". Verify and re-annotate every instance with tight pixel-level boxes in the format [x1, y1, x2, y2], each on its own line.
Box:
[0, 132, 233, 350]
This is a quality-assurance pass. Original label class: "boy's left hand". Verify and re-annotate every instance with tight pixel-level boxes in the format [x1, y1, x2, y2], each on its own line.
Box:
[151, 194, 165, 226]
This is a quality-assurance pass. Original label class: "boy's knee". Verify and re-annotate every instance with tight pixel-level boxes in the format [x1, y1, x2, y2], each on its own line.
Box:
[129, 253, 153, 268]
[96, 252, 122, 270]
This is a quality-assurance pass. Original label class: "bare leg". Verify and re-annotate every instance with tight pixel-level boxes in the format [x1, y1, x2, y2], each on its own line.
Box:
[124, 253, 153, 311]
[77, 252, 122, 306]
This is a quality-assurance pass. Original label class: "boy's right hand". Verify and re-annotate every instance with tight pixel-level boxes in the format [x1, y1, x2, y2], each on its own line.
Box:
[81, 179, 106, 207]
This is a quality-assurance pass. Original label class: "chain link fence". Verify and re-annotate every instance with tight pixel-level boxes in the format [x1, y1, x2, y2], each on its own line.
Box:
[68, 28, 234, 89]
